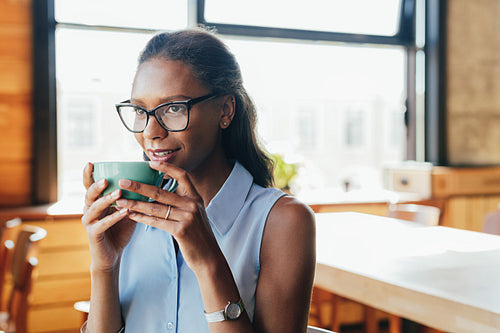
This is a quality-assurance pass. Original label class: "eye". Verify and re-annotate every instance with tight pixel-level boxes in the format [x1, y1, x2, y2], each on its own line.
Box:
[134, 107, 147, 117]
[167, 104, 186, 114]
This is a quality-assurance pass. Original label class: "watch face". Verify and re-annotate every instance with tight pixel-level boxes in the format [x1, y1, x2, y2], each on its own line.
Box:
[225, 302, 242, 320]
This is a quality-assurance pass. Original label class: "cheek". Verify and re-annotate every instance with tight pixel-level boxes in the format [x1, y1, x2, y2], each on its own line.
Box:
[185, 128, 217, 151]
[182, 121, 221, 160]
[134, 133, 145, 149]
[188, 115, 221, 146]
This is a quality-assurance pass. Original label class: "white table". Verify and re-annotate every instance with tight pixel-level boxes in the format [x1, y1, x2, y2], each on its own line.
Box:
[314, 212, 500, 333]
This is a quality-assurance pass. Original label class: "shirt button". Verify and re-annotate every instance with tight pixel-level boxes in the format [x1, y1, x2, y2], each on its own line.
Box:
[167, 322, 175, 330]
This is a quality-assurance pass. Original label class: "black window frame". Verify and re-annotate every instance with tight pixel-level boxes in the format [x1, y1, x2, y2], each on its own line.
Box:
[197, 0, 416, 46]
[32, 0, 57, 204]
[33, 0, 434, 204]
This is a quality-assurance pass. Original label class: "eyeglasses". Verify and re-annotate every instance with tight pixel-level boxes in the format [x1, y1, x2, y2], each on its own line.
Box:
[115, 93, 217, 133]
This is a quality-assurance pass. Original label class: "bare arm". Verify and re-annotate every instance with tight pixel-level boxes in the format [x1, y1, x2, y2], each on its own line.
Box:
[254, 196, 316, 333]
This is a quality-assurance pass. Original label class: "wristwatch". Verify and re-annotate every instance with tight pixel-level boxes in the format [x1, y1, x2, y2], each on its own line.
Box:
[204, 299, 244, 322]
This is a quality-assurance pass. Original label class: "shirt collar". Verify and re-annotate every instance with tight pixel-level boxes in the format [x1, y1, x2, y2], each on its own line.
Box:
[206, 161, 253, 236]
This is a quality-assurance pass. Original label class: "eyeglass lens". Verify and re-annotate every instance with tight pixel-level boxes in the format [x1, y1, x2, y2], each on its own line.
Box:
[119, 103, 189, 132]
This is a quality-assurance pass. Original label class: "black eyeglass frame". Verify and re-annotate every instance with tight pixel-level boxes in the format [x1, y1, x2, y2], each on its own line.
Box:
[115, 93, 217, 133]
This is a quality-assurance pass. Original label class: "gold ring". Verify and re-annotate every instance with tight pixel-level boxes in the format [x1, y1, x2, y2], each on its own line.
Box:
[165, 205, 172, 220]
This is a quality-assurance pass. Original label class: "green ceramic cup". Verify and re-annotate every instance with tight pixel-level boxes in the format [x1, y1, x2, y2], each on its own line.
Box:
[93, 161, 176, 203]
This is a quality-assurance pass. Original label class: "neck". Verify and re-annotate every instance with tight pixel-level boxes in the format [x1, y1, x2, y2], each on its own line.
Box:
[189, 154, 234, 208]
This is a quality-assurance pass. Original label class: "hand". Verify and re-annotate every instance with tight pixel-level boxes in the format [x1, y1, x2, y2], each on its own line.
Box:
[81, 162, 137, 272]
[115, 161, 221, 273]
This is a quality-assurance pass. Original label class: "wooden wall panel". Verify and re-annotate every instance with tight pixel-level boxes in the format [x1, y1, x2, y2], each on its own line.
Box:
[443, 194, 500, 232]
[0, 60, 31, 94]
[0, 0, 33, 207]
[0, 161, 31, 205]
[0, 25, 31, 57]
[29, 219, 88, 248]
[447, 0, 500, 165]
[0, 0, 31, 26]
[37, 249, 91, 277]
[0, 95, 32, 160]
[31, 277, 91, 306]
[29, 305, 84, 333]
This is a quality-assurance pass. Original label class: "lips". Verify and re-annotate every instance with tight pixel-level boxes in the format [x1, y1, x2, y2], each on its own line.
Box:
[148, 148, 180, 162]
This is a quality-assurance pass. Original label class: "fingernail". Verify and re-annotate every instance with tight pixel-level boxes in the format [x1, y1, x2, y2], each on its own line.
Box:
[119, 208, 128, 214]
[116, 199, 127, 206]
[111, 189, 121, 198]
[120, 179, 132, 188]
[97, 179, 106, 186]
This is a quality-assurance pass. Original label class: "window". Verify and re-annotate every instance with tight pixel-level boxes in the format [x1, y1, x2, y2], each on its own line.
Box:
[222, 38, 406, 194]
[55, 0, 187, 30]
[46, 0, 421, 205]
[205, 0, 402, 36]
[61, 96, 98, 149]
[55, 27, 158, 201]
[345, 109, 365, 147]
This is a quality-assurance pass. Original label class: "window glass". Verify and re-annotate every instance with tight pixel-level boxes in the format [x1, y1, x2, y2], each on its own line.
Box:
[54, 2, 408, 204]
[345, 109, 365, 147]
[205, 0, 402, 36]
[223, 38, 406, 201]
[55, 0, 187, 30]
[56, 28, 154, 200]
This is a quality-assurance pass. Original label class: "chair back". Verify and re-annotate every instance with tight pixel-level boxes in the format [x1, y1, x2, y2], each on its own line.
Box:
[386, 204, 441, 226]
[0, 218, 22, 308]
[2, 225, 46, 333]
[307, 326, 335, 333]
[0, 218, 21, 239]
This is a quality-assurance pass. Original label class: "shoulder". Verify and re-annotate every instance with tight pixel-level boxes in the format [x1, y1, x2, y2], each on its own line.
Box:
[261, 195, 316, 260]
[267, 195, 315, 234]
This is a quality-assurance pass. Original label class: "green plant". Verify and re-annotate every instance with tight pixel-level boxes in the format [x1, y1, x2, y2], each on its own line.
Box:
[271, 153, 298, 190]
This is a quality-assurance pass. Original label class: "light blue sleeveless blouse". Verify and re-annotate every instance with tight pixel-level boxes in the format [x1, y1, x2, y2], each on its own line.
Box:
[119, 162, 285, 332]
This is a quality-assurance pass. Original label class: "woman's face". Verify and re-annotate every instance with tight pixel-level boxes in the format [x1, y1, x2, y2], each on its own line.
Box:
[131, 58, 225, 173]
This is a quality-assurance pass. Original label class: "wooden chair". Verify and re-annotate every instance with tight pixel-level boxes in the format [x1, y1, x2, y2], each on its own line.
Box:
[0, 225, 47, 333]
[0, 218, 22, 308]
[309, 286, 342, 331]
[386, 204, 441, 226]
[310, 286, 388, 333]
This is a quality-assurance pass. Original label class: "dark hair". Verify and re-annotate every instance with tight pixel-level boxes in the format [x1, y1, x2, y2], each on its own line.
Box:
[138, 28, 274, 188]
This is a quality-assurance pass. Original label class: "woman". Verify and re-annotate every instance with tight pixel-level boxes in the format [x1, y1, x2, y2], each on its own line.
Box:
[82, 28, 316, 333]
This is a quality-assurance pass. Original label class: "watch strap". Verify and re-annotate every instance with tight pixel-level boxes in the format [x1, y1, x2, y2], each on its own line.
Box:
[204, 299, 244, 323]
[204, 308, 226, 322]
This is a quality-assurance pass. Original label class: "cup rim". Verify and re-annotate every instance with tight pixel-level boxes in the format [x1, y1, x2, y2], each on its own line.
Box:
[93, 161, 150, 164]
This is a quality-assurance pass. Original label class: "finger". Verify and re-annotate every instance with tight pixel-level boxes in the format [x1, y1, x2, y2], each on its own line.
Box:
[83, 189, 122, 224]
[84, 178, 108, 209]
[116, 198, 192, 222]
[118, 179, 186, 207]
[148, 161, 200, 199]
[89, 208, 129, 235]
[127, 211, 178, 234]
[83, 162, 95, 190]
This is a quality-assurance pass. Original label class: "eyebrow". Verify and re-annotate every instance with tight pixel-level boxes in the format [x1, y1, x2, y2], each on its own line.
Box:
[130, 95, 190, 105]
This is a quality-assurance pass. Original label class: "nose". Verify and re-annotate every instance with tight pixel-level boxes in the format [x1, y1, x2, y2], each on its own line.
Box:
[142, 116, 168, 140]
